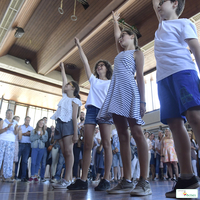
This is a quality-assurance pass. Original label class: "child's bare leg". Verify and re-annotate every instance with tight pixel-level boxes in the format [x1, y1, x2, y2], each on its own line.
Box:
[99, 123, 112, 180]
[167, 118, 193, 175]
[186, 108, 200, 148]
[167, 163, 173, 178]
[128, 118, 148, 180]
[113, 114, 131, 180]
[81, 124, 96, 181]
[172, 162, 179, 179]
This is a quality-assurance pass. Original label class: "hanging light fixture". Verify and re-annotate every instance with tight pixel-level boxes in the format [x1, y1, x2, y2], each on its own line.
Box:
[14, 27, 25, 38]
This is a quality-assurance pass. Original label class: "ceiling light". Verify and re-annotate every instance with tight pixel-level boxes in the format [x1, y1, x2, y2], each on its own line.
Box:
[14, 27, 25, 38]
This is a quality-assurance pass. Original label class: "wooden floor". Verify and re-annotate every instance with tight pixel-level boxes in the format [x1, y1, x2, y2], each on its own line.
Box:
[0, 179, 200, 200]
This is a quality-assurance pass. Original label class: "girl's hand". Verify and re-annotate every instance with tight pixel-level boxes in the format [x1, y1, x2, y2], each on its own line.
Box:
[112, 11, 120, 22]
[74, 37, 80, 47]
[72, 135, 78, 144]
[60, 62, 64, 70]
[140, 102, 146, 118]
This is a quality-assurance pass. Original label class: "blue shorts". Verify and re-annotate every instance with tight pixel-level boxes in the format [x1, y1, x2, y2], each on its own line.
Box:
[84, 105, 112, 125]
[158, 70, 200, 125]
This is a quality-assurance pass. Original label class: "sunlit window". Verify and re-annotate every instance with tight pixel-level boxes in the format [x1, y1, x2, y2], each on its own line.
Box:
[15, 104, 28, 125]
[34, 108, 42, 128]
[145, 71, 160, 113]
[0, 100, 8, 119]
[27, 106, 36, 127]
[47, 110, 55, 127]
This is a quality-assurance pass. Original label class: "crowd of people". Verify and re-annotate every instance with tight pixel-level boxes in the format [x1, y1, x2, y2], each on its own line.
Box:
[0, 110, 199, 189]
[0, 0, 200, 198]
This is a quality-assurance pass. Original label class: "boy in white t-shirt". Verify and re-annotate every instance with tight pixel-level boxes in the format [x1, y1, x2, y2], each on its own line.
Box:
[152, 0, 200, 198]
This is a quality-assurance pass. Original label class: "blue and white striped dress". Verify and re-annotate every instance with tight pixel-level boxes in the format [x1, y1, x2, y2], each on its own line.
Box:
[97, 50, 145, 125]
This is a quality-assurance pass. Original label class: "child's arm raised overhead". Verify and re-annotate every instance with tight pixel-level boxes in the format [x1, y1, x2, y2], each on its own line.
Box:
[152, 0, 161, 22]
[186, 38, 200, 72]
[135, 51, 146, 118]
[60, 62, 68, 94]
[74, 37, 92, 80]
[112, 11, 124, 53]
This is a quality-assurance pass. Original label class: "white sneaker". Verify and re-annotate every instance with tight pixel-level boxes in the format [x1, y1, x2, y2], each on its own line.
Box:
[52, 179, 71, 189]
[130, 179, 152, 196]
[51, 178, 59, 183]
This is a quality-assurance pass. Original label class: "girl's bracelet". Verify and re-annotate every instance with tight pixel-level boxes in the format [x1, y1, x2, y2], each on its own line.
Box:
[140, 101, 146, 105]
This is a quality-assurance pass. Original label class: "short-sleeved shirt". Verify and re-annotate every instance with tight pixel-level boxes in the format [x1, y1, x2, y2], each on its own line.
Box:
[85, 74, 111, 109]
[155, 19, 198, 82]
[51, 93, 82, 123]
[20, 124, 34, 143]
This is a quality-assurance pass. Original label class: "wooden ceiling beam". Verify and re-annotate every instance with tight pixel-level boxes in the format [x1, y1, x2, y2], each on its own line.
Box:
[39, 0, 128, 75]
[0, 0, 42, 57]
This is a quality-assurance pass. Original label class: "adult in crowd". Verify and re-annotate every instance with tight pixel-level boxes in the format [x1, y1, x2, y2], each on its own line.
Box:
[0, 109, 19, 182]
[49, 128, 60, 181]
[12, 116, 22, 180]
[15, 116, 33, 182]
[144, 132, 152, 179]
[29, 119, 48, 182]
[149, 133, 156, 180]
[95, 140, 104, 181]
[161, 128, 179, 180]
[111, 129, 123, 182]
[155, 130, 167, 180]
[40, 117, 52, 181]
[90, 127, 101, 181]
[73, 111, 85, 179]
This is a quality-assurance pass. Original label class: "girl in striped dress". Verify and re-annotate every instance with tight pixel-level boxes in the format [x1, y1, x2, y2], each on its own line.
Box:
[97, 11, 151, 196]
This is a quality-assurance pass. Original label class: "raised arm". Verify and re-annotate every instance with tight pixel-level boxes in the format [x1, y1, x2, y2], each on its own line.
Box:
[152, 0, 160, 22]
[60, 62, 68, 93]
[74, 37, 92, 80]
[135, 51, 146, 118]
[112, 11, 123, 53]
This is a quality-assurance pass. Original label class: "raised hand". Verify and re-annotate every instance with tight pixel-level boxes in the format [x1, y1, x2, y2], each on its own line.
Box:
[112, 11, 120, 22]
[60, 62, 64, 70]
[74, 37, 80, 47]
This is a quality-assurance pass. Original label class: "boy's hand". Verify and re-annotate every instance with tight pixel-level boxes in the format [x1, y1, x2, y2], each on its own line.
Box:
[74, 37, 80, 47]
[112, 11, 120, 22]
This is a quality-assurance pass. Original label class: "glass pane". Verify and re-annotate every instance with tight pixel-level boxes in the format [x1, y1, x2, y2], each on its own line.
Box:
[47, 110, 55, 128]
[145, 74, 153, 112]
[27, 106, 36, 128]
[33, 108, 42, 128]
[15, 105, 27, 125]
[151, 71, 160, 110]
[41, 109, 48, 120]
[0, 100, 8, 119]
